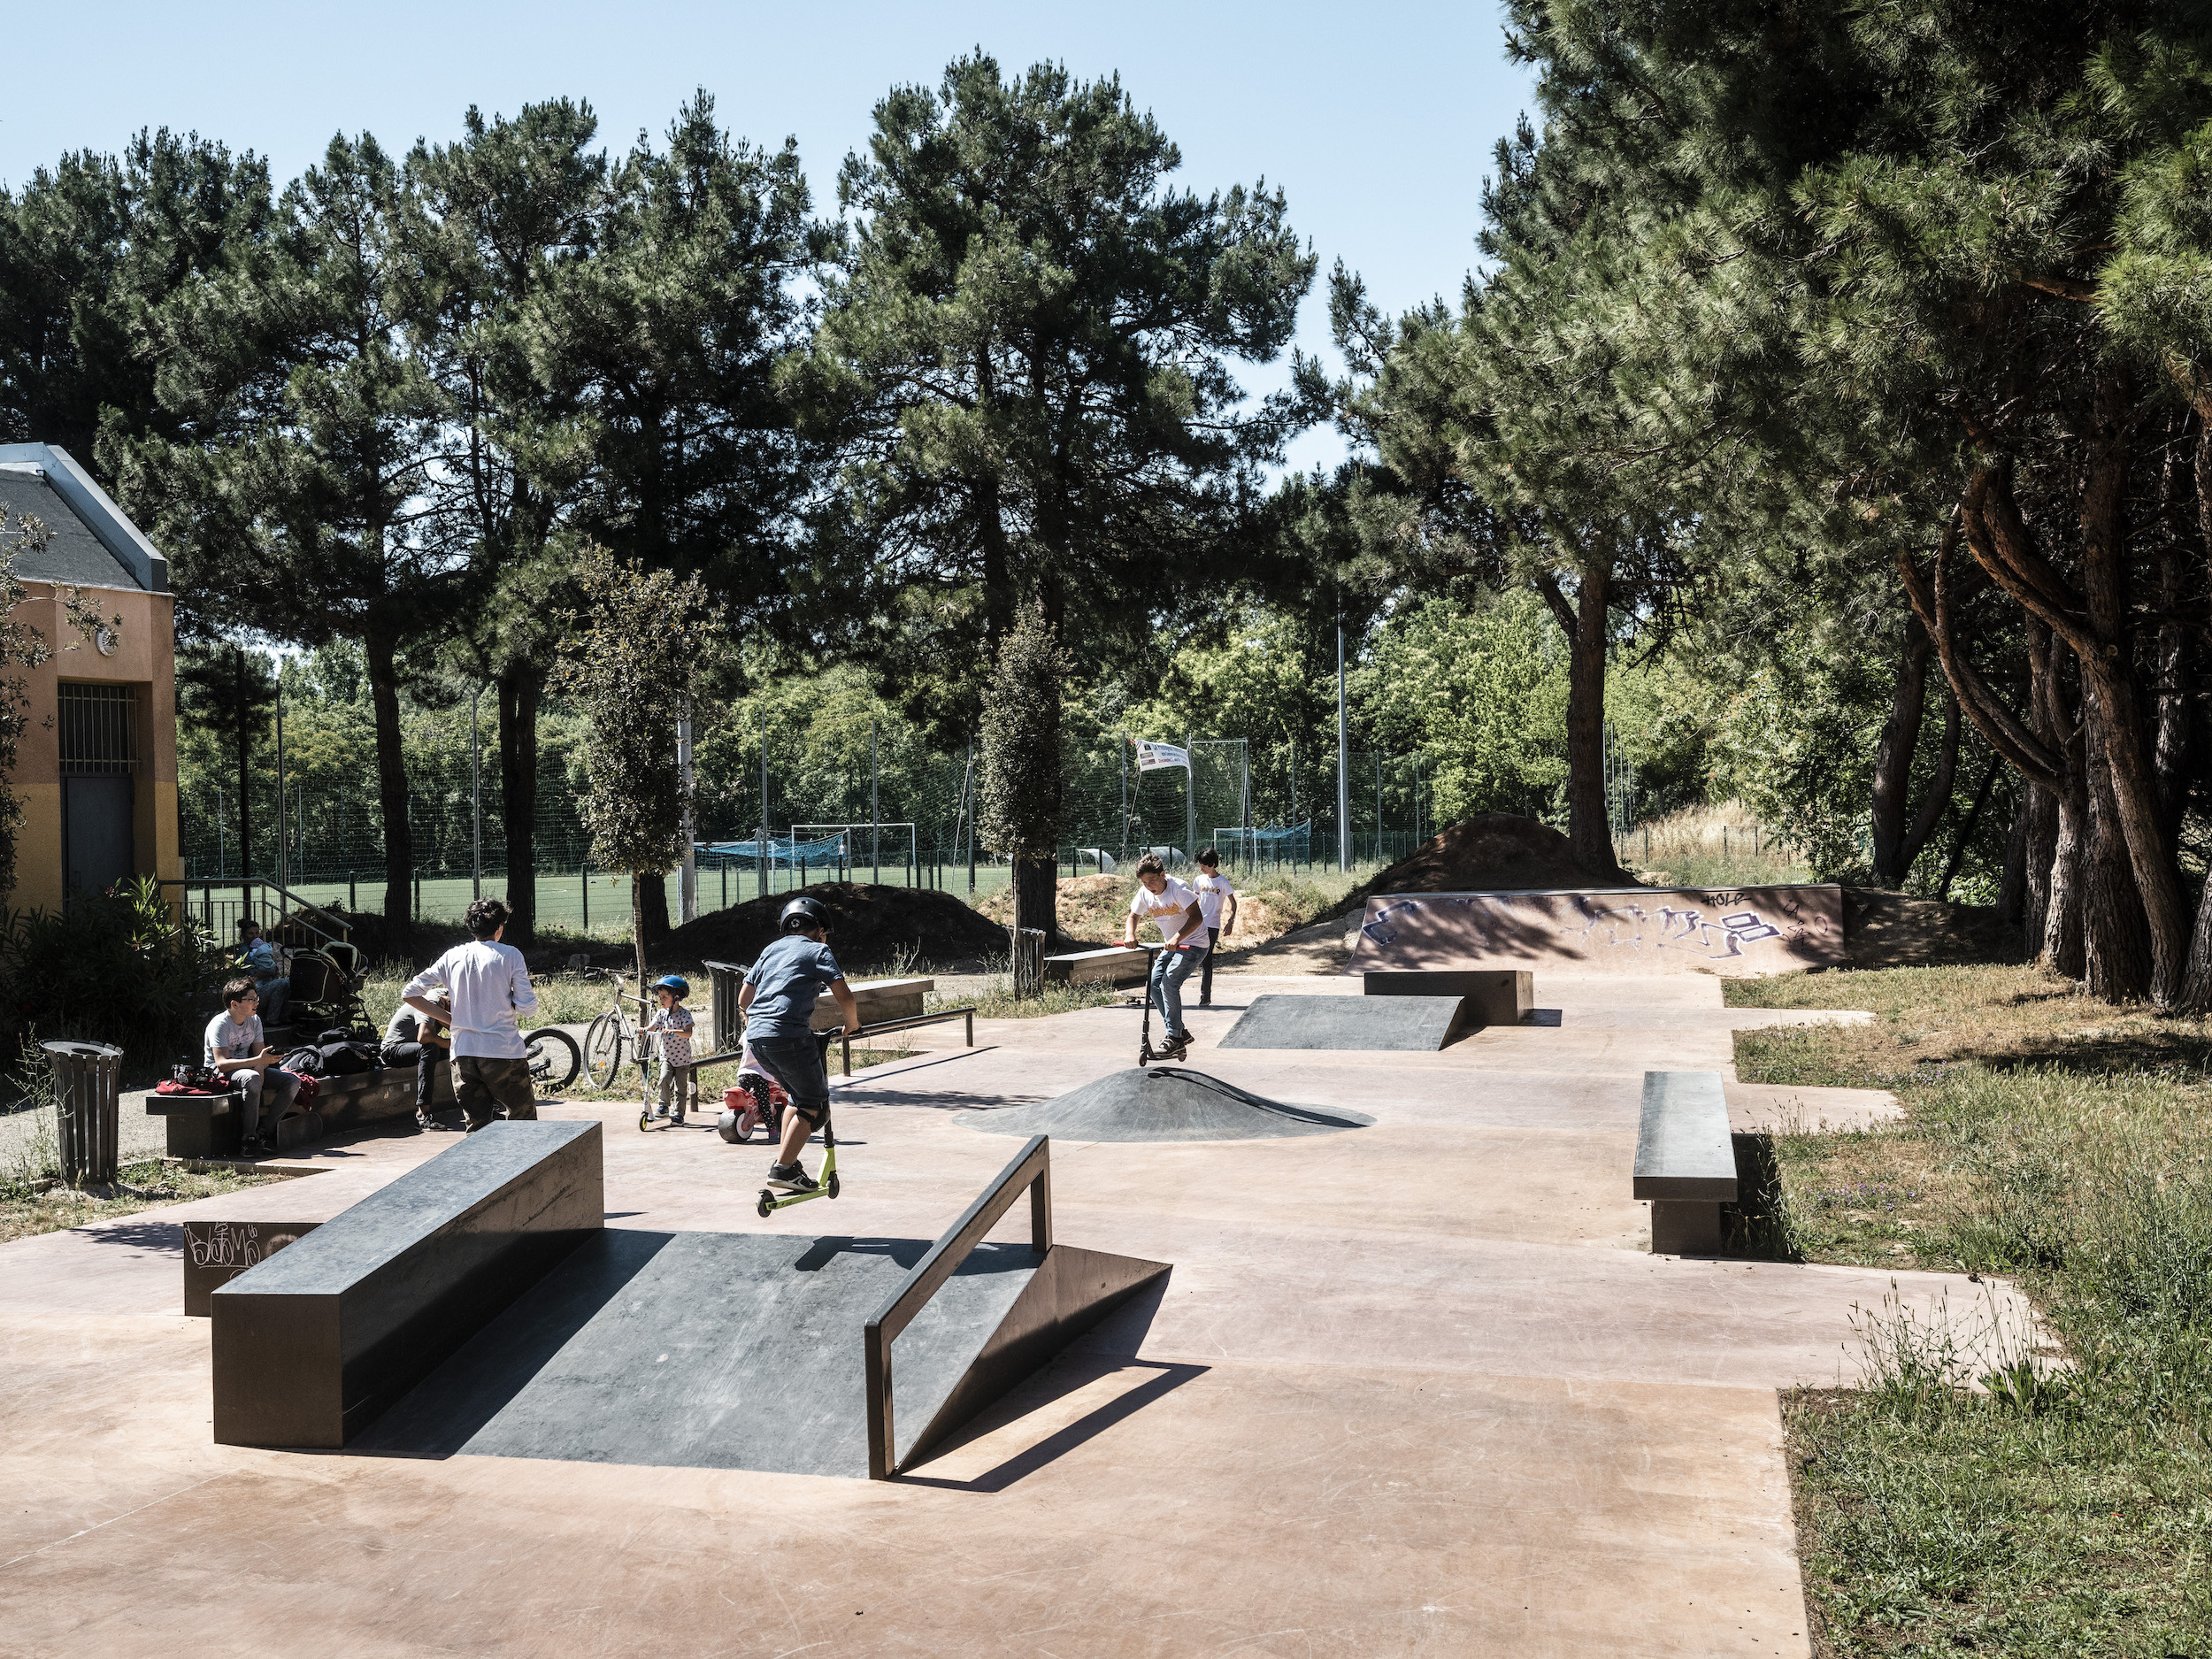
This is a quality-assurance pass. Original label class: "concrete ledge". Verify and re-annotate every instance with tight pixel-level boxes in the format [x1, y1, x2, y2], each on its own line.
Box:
[184, 1219, 322, 1317]
[1045, 946, 1152, 987]
[1635, 1071, 1736, 1256]
[142, 1063, 455, 1159]
[211, 1120, 603, 1448]
[812, 976, 933, 1031]
[1363, 969, 1532, 1028]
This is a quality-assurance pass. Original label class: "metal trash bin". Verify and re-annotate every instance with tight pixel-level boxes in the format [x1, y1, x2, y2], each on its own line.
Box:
[704, 960, 749, 1053]
[45, 1040, 124, 1187]
[1011, 927, 1046, 996]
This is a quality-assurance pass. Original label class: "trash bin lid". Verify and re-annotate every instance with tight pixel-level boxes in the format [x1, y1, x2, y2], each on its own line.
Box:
[41, 1040, 123, 1059]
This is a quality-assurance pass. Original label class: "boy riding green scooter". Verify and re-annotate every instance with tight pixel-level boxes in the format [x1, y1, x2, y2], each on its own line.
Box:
[739, 895, 861, 1194]
[1120, 854, 1208, 1062]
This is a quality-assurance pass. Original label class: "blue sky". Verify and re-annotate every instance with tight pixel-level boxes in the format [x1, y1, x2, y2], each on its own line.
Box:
[1, 1, 1534, 475]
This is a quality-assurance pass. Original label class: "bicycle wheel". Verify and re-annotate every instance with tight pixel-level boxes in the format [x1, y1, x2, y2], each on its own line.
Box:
[583, 1010, 626, 1091]
[525, 1026, 582, 1091]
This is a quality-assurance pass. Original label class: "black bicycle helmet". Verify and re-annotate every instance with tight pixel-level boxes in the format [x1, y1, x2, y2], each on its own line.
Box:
[653, 974, 690, 997]
[780, 895, 830, 934]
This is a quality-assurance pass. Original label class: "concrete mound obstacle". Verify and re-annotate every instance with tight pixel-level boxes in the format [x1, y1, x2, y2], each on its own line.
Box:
[1219, 992, 1476, 1051]
[969, 1067, 1372, 1142]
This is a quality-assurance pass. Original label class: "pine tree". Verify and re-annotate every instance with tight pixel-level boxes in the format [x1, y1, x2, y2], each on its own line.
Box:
[787, 54, 1317, 934]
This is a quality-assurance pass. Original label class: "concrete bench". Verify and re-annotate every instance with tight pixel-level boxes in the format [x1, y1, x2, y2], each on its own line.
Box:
[183, 1218, 322, 1317]
[212, 1120, 603, 1448]
[145, 1063, 455, 1159]
[1634, 1071, 1739, 1254]
[810, 976, 934, 1032]
[1363, 968, 1532, 1028]
[1044, 946, 1152, 987]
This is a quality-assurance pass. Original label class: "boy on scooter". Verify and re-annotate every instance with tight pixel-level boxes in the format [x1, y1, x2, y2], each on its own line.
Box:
[739, 895, 861, 1193]
[1120, 854, 1207, 1061]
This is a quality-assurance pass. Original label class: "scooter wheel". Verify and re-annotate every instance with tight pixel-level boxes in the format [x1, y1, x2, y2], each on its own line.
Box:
[756, 1191, 773, 1218]
[638, 1109, 652, 1133]
[826, 1171, 841, 1199]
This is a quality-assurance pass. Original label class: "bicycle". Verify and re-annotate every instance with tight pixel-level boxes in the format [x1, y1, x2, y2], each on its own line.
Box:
[580, 970, 650, 1092]
[523, 1025, 582, 1091]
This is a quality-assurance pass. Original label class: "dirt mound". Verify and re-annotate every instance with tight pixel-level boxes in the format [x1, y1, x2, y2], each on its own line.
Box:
[1316, 814, 1632, 926]
[977, 872, 1299, 947]
[643, 882, 1012, 973]
[1841, 888, 2027, 970]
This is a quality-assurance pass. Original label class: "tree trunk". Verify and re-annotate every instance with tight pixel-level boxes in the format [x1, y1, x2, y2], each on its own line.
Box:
[2043, 746, 2087, 980]
[365, 625, 412, 932]
[2081, 699, 2154, 1000]
[2152, 538, 2191, 847]
[1537, 560, 1624, 878]
[2180, 409, 2212, 1008]
[639, 868, 671, 947]
[1936, 749, 1997, 902]
[630, 873, 648, 1010]
[1997, 788, 2028, 926]
[1010, 853, 1058, 973]
[2072, 371, 2185, 1002]
[1869, 612, 1932, 887]
[498, 662, 540, 946]
[1895, 693, 1961, 883]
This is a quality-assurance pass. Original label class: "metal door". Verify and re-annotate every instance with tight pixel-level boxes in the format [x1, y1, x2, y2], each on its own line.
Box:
[64, 774, 135, 894]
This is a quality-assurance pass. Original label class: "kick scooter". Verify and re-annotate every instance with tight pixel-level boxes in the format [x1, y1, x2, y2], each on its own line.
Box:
[754, 1033, 844, 1217]
[1132, 941, 1187, 1068]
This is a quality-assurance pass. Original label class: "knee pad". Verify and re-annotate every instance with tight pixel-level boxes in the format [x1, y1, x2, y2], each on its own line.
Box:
[787, 1100, 826, 1130]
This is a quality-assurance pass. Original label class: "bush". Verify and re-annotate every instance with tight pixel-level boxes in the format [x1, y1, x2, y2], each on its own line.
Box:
[1, 876, 215, 1081]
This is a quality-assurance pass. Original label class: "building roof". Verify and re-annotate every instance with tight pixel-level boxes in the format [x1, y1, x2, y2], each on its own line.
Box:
[0, 442, 168, 594]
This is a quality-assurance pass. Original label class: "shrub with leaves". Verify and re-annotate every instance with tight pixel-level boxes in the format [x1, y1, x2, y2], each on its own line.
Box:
[3, 876, 215, 1078]
[551, 545, 723, 988]
[979, 602, 1072, 986]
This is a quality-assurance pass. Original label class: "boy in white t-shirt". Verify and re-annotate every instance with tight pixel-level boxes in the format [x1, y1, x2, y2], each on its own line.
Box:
[1119, 853, 1206, 1059]
[1193, 847, 1238, 1007]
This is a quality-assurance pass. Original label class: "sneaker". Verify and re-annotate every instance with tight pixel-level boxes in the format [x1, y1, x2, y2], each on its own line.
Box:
[652, 1103, 670, 1120]
[1161, 1033, 1191, 1059]
[765, 1163, 818, 1194]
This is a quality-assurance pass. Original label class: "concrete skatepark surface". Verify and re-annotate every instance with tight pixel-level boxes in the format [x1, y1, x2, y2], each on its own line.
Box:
[0, 966, 2010, 1656]
[968, 1065, 1373, 1141]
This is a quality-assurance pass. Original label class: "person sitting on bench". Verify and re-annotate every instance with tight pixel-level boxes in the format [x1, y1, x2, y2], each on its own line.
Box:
[380, 987, 454, 1133]
[236, 919, 290, 1027]
[204, 975, 300, 1156]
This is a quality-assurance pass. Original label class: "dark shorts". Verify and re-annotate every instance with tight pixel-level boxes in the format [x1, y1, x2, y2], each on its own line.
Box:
[748, 1032, 831, 1120]
[454, 1055, 536, 1125]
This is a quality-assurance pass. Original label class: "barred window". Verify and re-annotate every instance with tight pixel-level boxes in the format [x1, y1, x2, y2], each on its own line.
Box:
[58, 683, 137, 775]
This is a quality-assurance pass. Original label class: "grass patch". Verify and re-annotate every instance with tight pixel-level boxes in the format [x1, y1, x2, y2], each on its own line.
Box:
[0, 1157, 280, 1244]
[928, 976, 1116, 1021]
[1734, 963, 2212, 1654]
[976, 864, 1394, 949]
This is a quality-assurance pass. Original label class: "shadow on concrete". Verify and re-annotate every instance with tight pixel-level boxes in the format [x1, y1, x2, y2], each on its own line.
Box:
[896, 1273, 1202, 1492]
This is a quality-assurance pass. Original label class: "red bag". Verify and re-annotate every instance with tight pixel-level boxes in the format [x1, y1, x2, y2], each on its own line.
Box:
[282, 1070, 320, 1104]
[156, 1078, 228, 1097]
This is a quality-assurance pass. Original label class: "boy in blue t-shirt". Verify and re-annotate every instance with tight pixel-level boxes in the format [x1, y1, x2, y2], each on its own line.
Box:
[741, 895, 860, 1192]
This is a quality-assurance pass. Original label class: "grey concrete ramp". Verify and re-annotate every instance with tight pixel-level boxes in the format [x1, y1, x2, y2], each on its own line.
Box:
[968, 1067, 1372, 1142]
[1219, 991, 1472, 1051]
[354, 1230, 1164, 1478]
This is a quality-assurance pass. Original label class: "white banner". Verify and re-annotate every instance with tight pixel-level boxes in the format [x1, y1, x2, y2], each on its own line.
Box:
[1134, 739, 1189, 772]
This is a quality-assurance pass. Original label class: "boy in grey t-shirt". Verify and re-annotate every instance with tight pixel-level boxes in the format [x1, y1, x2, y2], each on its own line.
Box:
[204, 975, 300, 1153]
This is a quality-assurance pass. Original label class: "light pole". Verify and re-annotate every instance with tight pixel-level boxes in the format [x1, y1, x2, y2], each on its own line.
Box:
[679, 701, 696, 922]
[1336, 600, 1350, 872]
[871, 716, 880, 885]
[274, 688, 288, 891]
[469, 685, 483, 901]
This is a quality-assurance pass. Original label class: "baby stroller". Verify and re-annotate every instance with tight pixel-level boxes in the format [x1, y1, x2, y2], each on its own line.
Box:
[285, 940, 371, 1039]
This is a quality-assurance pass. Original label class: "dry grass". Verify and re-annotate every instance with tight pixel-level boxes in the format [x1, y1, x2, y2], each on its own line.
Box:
[1624, 800, 1815, 887]
[0, 1159, 280, 1244]
[976, 865, 1385, 948]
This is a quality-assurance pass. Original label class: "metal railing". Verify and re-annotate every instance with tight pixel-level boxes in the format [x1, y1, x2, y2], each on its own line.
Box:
[839, 1008, 975, 1075]
[863, 1133, 1051, 1480]
[159, 879, 354, 953]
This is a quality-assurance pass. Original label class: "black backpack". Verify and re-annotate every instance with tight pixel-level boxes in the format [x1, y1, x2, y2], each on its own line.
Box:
[317, 1040, 378, 1077]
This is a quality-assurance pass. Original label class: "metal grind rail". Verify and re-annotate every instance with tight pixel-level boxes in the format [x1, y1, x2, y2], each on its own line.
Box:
[685, 1006, 977, 1078]
[864, 1134, 1051, 1480]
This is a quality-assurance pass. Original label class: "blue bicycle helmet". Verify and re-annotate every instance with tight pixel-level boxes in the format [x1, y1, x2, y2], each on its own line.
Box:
[653, 973, 690, 997]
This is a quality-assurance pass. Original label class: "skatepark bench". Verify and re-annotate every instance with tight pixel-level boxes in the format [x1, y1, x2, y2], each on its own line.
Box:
[1635, 1071, 1738, 1255]
[143, 1063, 455, 1159]
[1044, 945, 1151, 987]
[211, 1120, 603, 1448]
[812, 976, 933, 1031]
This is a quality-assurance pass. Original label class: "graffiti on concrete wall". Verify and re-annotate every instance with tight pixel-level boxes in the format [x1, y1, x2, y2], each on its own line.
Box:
[1570, 895, 1786, 960]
